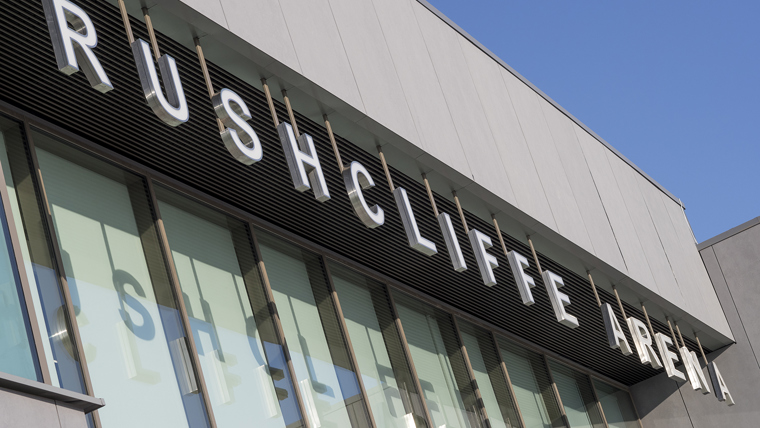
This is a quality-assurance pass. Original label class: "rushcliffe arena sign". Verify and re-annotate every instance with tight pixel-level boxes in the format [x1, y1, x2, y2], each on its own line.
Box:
[39, 0, 735, 405]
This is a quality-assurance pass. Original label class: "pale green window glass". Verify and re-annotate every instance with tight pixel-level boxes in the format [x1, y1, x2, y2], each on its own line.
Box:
[593, 380, 639, 428]
[548, 361, 604, 428]
[35, 134, 209, 428]
[0, 123, 85, 392]
[498, 340, 563, 428]
[0, 121, 38, 381]
[329, 263, 428, 428]
[457, 321, 521, 428]
[258, 231, 372, 428]
[158, 190, 304, 428]
[394, 293, 482, 428]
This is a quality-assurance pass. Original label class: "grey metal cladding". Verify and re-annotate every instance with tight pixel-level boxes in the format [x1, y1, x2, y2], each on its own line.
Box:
[0, 0, 713, 386]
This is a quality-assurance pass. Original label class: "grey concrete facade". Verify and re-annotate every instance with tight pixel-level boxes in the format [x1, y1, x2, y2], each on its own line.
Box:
[112, 0, 732, 345]
[630, 218, 760, 427]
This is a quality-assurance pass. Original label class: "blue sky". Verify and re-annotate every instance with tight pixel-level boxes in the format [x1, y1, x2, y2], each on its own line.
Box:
[426, 0, 759, 242]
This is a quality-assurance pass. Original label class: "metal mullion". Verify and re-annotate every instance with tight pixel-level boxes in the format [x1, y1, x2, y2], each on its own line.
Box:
[249, 226, 312, 428]
[589, 376, 610, 428]
[491, 331, 526, 428]
[23, 121, 103, 428]
[386, 287, 435, 428]
[0, 151, 51, 385]
[452, 316, 492, 428]
[144, 178, 218, 428]
[1, 102, 633, 393]
[322, 260, 378, 428]
[543, 355, 570, 428]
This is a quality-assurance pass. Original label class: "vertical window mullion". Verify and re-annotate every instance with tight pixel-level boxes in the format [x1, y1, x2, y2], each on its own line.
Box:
[322, 260, 378, 428]
[452, 316, 491, 428]
[589, 376, 610, 428]
[492, 331, 527, 428]
[386, 286, 436, 428]
[0, 125, 48, 384]
[249, 226, 312, 428]
[144, 178, 218, 428]
[23, 124, 102, 427]
[543, 356, 570, 428]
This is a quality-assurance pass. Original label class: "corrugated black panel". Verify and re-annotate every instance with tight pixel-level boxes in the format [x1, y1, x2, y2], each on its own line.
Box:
[0, 0, 707, 386]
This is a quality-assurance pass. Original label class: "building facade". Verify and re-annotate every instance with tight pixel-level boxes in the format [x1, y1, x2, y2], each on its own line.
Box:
[0, 0, 750, 427]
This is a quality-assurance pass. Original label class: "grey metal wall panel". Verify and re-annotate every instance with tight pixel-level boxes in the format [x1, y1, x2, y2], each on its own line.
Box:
[576, 129, 655, 288]
[664, 196, 731, 336]
[451, 36, 525, 207]
[608, 151, 681, 301]
[371, 0, 470, 178]
[277, 0, 364, 112]
[219, 0, 301, 74]
[412, 4, 516, 202]
[541, 103, 623, 265]
[710, 224, 760, 345]
[327, 0, 421, 148]
[0, 389, 62, 428]
[503, 73, 590, 247]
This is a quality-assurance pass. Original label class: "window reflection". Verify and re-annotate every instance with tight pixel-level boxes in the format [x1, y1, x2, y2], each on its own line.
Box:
[257, 231, 373, 428]
[157, 186, 304, 427]
[457, 320, 522, 428]
[547, 361, 604, 428]
[33, 132, 209, 428]
[329, 262, 429, 428]
[0, 117, 39, 381]
[393, 291, 483, 428]
[497, 338, 564, 428]
[593, 380, 639, 428]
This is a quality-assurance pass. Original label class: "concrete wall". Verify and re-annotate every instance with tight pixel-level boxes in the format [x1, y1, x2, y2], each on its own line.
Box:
[110, 0, 731, 345]
[630, 219, 760, 426]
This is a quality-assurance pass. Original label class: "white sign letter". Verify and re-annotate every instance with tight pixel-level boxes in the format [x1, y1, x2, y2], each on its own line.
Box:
[278, 122, 330, 202]
[542, 270, 579, 328]
[438, 213, 466, 272]
[469, 229, 498, 286]
[679, 347, 710, 394]
[343, 161, 384, 228]
[709, 362, 735, 406]
[42, 0, 112, 92]
[212, 89, 262, 165]
[655, 333, 686, 382]
[627, 317, 663, 369]
[507, 251, 536, 305]
[601, 303, 632, 355]
[394, 188, 436, 255]
[132, 39, 189, 126]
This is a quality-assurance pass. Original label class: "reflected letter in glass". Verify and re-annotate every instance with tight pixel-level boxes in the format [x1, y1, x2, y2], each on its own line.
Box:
[32, 131, 210, 428]
[257, 230, 373, 428]
[457, 320, 522, 428]
[393, 291, 484, 428]
[497, 338, 564, 428]
[547, 361, 604, 428]
[157, 186, 305, 428]
[329, 262, 429, 428]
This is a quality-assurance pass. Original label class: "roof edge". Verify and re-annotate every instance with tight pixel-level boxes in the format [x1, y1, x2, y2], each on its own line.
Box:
[414, 0, 682, 206]
[698, 216, 760, 251]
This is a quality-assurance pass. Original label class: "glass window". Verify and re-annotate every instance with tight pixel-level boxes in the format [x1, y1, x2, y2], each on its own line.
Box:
[497, 339, 564, 428]
[457, 320, 522, 428]
[328, 262, 428, 428]
[257, 230, 372, 428]
[393, 291, 483, 428]
[547, 361, 604, 428]
[0, 117, 40, 381]
[593, 380, 639, 428]
[157, 186, 304, 428]
[33, 131, 210, 428]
